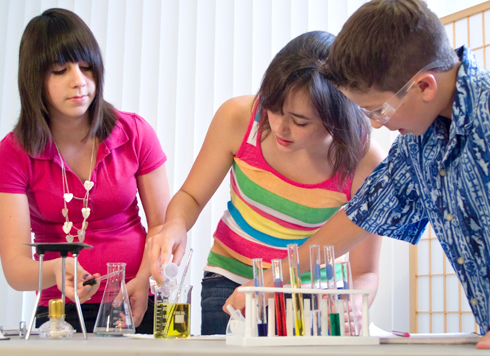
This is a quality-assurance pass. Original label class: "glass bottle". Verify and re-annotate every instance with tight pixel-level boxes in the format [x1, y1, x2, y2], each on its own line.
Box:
[39, 299, 74, 339]
[94, 262, 135, 336]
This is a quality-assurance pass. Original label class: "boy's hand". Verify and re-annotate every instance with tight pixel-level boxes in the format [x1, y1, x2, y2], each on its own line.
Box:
[476, 331, 490, 349]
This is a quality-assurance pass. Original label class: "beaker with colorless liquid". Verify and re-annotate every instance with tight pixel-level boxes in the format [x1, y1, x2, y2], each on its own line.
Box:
[93, 262, 135, 336]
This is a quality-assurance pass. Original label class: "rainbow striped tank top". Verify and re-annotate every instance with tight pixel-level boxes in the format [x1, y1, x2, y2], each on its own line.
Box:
[204, 104, 352, 284]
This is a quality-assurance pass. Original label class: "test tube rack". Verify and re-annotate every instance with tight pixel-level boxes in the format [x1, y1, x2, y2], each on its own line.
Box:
[226, 286, 379, 347]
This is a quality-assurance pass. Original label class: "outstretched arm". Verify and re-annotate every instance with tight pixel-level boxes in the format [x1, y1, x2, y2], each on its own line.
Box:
[146, 96, 255, 283]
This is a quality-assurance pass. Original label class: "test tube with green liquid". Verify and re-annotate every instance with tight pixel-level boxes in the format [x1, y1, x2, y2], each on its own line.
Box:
[287, 244, 305, 336]
[324, 245, 340, 336]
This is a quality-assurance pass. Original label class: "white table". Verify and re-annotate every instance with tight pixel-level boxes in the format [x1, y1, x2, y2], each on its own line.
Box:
[0, 334, 486, 356]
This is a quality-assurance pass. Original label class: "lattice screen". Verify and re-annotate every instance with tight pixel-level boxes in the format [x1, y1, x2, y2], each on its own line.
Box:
[409, 1, 490, 334]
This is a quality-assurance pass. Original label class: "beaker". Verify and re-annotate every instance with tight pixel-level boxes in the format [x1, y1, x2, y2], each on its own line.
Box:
[93, 263, 135, 336]
[154, 284, 192, 339]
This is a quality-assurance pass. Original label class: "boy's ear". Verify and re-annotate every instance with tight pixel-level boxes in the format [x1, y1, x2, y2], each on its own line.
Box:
[415, 74, 437, 102]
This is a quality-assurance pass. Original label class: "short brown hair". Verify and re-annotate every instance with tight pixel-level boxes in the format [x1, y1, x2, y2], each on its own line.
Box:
[325, 0, 459, 93]
[257, 31, 371, 186]
[15, 8, 116, 156]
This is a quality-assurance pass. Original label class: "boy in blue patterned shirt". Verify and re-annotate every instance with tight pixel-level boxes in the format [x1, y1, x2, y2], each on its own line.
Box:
[323, 0, 490, 349]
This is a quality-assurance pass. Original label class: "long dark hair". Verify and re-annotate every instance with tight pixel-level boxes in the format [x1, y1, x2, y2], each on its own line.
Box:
[14, 8, 117, 155]
[257, 31, 371, 186]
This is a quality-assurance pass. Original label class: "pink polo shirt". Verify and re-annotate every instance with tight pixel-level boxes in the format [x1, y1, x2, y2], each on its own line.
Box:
[0, 110, 167, 306]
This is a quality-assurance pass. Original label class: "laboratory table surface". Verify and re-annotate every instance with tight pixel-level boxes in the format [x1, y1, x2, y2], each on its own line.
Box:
[0, 334, 488, 356]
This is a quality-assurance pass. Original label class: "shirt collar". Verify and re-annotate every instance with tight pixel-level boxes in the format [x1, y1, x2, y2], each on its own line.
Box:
[32, 114, 128, 162]
[452, 45, 481, 136]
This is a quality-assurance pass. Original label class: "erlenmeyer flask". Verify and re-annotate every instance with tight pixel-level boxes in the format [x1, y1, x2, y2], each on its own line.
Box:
[94, 262, 135, 336]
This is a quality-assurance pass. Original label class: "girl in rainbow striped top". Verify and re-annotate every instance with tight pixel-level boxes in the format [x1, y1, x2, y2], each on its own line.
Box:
[147, 31, 386, 335]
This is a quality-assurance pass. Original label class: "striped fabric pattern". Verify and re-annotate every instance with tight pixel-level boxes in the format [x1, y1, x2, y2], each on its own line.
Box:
[205, 105, 352, 283]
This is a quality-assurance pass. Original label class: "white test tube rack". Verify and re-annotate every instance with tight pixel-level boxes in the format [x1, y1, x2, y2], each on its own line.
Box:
[226, 286, 379, 347]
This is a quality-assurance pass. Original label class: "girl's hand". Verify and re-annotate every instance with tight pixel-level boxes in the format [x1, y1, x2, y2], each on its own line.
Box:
[52, 257, 100, 303]
[146, 220, 187, 284]
[126, 277, 150, 327]
[223, 279, 257, 316]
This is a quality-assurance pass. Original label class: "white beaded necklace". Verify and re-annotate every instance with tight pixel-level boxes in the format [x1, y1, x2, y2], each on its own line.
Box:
[55, 139, 96, 243]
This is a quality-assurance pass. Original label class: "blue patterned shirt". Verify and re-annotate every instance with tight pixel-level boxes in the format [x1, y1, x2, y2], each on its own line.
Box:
[345, 46, 490, 333]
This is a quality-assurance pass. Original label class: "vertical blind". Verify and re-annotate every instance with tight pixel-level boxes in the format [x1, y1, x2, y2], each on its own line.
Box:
[0, 0, 483, 335]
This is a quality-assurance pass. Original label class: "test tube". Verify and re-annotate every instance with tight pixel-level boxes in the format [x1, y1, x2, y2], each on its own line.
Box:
[309, 245, 322, 336]
[287, 244, 305, 336]
[252, 258, 267, 336]
[323, 245, 340, 336]
[341, 261, 359, 336]
[271, 259, 287, 336]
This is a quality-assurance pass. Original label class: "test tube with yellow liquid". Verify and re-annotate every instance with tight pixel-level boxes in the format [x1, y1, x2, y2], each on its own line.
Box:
[287, 243, 305, 336]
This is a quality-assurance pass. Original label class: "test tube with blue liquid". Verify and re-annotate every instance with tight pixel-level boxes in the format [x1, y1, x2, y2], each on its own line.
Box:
[287, 244, 305, 336]
[310, 245, 322, 336]
[324, 245, 340, 336]
[271, 259, 287, 336]
[252, 258, 267, 336]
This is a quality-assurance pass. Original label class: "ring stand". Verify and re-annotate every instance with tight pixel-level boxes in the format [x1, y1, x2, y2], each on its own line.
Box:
[25, 242, 93, 340]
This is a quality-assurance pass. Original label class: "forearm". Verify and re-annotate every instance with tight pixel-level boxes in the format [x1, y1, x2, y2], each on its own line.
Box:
[164, 189, 206, 232]
[2, 255, 60, 291]
[263, 210, 371, 287]
[351, 271, 378, 308]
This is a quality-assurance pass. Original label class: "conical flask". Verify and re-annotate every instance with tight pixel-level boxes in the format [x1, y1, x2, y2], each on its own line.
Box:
[94, 262, 135, 336]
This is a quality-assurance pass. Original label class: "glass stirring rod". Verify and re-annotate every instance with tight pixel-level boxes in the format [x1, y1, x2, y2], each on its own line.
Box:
[82, 270, 121, 286]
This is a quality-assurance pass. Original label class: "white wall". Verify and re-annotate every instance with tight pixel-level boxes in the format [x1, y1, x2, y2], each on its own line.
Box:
[0, 0, 485, 335]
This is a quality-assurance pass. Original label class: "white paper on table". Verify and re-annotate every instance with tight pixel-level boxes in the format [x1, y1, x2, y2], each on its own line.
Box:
[369, 323, 480, 344]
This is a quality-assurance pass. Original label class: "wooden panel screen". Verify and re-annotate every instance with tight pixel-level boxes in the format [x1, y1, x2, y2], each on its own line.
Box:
[409, 1, 490, 334]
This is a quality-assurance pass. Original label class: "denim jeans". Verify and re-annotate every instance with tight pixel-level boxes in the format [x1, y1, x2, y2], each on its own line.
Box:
[200, 271, 240, 335]
[36, 296, 155, 334]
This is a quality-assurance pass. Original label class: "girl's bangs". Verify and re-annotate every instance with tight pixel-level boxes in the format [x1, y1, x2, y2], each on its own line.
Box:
[47, 35, 95, 67]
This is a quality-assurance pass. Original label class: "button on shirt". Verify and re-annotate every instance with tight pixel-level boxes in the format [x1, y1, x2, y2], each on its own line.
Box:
[345, 45, 490, 333]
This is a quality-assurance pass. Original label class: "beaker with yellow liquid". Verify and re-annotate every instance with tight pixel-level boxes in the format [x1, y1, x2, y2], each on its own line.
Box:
[154, 284, 192, 339]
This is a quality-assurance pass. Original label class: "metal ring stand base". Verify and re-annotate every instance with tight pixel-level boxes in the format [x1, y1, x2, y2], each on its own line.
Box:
[24, 242, 93, 340]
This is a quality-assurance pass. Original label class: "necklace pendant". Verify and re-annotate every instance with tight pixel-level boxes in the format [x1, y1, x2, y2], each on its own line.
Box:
[84, 180, 94, 191]
[62, 221, 73, 234]
[62, 208, 68, 217]
[77, 230, 86, 242]
[64, 193, 74, 202]
[66, 234, 74, 243]
[81, 207, 91, 219]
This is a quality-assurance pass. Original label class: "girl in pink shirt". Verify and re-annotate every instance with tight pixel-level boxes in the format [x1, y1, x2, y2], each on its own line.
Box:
[0, 8, 170, 333]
